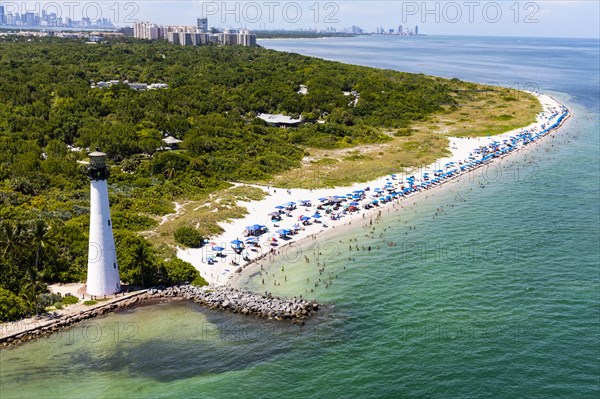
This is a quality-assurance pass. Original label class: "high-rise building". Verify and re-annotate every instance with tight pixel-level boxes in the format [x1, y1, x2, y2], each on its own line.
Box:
[398, 25, 403, 35]
[0, 7, 111, 28]
[167, 30, 180, 45]
[134, 20, 256, 47]
[181, 32, 193, 46]
[134, 21, 161, 40]
[134, 21, 144, 38]
[24, 12, 35, 26]
[120, 26, 134, 36]
[415, 25, 419, 35]
[197, 17, 208, 32]
[238, 28, 257, 47]
[351, 25, 363, 35]
[191, 33, 202, 46]
[44, 12, 58, 26]
[165, 25, 197, 44]
[218, 28, 240, 45]
[86, 151, 121, 297]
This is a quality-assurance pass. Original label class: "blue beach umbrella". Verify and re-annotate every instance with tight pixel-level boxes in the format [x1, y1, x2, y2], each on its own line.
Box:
[230, 239, 243, 245]
[212, 246, 225, 252]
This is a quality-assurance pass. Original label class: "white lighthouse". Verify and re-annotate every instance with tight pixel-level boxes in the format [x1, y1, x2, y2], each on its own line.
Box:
[86, 150, 121, 296]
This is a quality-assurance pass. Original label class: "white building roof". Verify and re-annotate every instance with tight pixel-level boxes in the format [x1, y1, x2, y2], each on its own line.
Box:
[163, 136, 183, 145]
[149, 83, 169, 89]
[258, 113, 303, 125]
[297, 85, 308, 95]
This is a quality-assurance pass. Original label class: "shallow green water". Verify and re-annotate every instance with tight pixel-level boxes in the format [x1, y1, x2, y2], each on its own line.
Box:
[1, 36, 598, 398]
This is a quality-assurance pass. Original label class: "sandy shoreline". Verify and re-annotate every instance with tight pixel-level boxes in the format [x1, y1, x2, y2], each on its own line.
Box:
[178, 93, 570, 287]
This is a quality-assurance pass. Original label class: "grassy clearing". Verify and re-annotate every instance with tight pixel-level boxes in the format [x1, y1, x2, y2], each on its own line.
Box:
[265, 131, 451, 189]
[142, 185, 267, 254]
[413, 83, 542, 138]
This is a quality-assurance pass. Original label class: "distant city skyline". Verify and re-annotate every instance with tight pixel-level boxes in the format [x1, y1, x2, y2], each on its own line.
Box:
[1, 1, 598, 39]
[0, 1, 113, 28]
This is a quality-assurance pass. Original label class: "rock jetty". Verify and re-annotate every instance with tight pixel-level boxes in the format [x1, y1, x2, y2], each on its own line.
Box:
[150, 285, 319, 320]
[0, 285, 319, 348]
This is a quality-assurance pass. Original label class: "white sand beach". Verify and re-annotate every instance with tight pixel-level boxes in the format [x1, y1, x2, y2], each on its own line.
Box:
[178, 93, 569, 286]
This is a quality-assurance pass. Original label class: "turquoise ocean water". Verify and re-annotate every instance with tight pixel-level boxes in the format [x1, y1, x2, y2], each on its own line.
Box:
[1, 36, 598, 398]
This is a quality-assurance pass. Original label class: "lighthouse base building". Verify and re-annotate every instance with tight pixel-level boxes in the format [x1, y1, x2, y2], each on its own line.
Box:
[86, 151, 121, 296]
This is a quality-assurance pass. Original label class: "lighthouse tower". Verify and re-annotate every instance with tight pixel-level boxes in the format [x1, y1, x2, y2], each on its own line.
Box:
[86, 150, 121, 296]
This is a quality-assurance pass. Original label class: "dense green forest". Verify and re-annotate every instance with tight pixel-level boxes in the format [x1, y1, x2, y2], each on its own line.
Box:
[0, 36, 463, 320]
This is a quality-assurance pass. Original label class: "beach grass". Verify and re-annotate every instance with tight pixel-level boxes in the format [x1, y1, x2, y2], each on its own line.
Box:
[143, 185, 267, 255]
[418, 84, 542, 138]
[260, 86, 540, 189]
[264, 131, 451, 189]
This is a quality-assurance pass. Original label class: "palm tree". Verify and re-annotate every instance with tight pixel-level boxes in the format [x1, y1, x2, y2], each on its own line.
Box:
[31, 219, 50, 275]
[132, 242, 152, 288]
[1, 220, 24, 262]
[0, 221, 26, 291]
[163, 160, 177, 179]
[22, 266, 46, 316]
[25, 219, 50, 315]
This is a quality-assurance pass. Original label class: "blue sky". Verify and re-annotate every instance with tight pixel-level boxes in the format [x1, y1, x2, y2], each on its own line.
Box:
[4, 1, 599, 38]
[134, 1, 599, 38]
